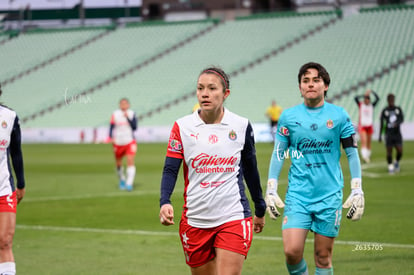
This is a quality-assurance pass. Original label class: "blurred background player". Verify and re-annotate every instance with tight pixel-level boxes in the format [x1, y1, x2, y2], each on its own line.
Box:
[109, 98, 138, 191]
[0, 84, 26, 275]
[266, 62, 364, 275]
[354, 89, 379, 163]
[159, 66, 266, 275]
[265, 100, 283, 142]
[379, 93, 404, 174]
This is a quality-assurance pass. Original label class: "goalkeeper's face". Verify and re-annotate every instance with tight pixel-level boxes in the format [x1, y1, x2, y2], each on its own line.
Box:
[299, 68, 328, 107]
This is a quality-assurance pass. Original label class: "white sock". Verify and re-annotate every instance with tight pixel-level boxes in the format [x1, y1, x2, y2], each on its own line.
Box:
[126, 166, 136, 187]
[360, 148, 367, 159]
[0, 262, 16, 275]
[117, 167, 125, 181]
[367, 149, 371, 159]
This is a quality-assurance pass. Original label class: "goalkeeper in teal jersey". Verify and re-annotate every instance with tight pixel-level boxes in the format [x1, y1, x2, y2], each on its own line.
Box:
[266, 62, 364, 275]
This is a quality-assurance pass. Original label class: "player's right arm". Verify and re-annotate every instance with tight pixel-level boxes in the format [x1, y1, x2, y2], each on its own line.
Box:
[159, 122, 184, 226]
[159, 156, 182, 226]
[109, 114, 115, 143]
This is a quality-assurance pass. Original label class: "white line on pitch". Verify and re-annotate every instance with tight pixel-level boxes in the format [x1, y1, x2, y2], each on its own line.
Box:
[16, 224, 414, 249]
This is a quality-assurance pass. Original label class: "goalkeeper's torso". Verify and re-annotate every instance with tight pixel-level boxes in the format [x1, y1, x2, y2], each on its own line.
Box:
[277, 102, 355, 203]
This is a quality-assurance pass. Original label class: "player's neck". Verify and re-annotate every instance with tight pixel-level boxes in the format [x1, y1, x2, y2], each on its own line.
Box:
[304, 98, 324, 108]
[199, 108, 224, 124]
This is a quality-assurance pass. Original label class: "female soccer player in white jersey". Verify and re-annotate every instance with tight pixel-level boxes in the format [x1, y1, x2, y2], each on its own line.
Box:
[0, 85, 26, 275]
[159, 66, 266, 275]
[109, 98, 137, 191]
[265, 63, 365, 275]
[354, 89, 380, 163]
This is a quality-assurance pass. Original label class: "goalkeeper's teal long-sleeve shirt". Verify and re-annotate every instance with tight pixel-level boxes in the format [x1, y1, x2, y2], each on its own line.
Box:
[268, 102, 362, 204]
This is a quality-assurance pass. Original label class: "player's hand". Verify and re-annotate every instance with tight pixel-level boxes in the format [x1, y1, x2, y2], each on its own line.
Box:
[159, 204, 175, 226]
[253, 215, 265, 233]
[343, 178, 364, 221]
[265, 179, 285, 220]
[16, 188, 25, 204]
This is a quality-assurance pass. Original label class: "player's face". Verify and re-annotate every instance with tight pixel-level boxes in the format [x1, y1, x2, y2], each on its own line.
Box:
[299, 68, 328, 107]
[119, 100, 130, 111]
[197, 73, 229, 113]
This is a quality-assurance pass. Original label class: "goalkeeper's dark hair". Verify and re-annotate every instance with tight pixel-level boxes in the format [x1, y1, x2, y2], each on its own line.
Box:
[200, 66, 230, 91]
[298, 62, 330, 97]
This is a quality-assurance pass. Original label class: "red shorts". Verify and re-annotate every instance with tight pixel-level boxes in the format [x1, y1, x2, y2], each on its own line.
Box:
[113, 141, 137, 159]
[0, 192, 17, 213]
[358, 125, 374, 135]
[179, 217, 253, 268]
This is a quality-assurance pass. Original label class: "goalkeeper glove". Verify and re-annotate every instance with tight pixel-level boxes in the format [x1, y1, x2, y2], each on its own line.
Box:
[265, 179, 285, 220]
[343, 178, 365, 221]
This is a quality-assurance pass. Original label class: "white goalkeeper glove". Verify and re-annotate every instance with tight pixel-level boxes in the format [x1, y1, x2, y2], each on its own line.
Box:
[343, 178, 365, 221]
[265, 179, 285, 220]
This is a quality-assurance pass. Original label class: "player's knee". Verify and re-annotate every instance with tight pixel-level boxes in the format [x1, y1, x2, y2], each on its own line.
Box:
[0, 231, 13, 251]
[314, 250, 331, 268]
[284, 247, 303, 263]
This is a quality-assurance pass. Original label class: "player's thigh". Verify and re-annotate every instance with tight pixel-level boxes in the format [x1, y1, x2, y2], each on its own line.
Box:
[282, 197, 311, 256]
[214, 217, 253, 257]
[215, 248, 244, 275]
[0, 193, 17, 243]
[282, 228, 308, 258]
[359, 130, 367, 144]
[282, 197, 312, 231]
[311, 192, 342, 238]
[179, 219, 216, 268]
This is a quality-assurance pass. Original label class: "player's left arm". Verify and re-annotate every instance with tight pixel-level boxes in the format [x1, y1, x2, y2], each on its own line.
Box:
[341, 113, 364, 221]
[127, 113, 138, 131]
[397, 107, 404, 125]
[241, 122, 266, 219]
[371, 90, 380, 107]
[10, 116, 26, 203]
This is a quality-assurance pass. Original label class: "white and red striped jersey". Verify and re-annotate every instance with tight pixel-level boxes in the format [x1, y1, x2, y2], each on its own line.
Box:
[0, 105, 25, 196]
[109, 109, 137, 145]
[163, 109, 264, 228]
[358, 103, 374, 127]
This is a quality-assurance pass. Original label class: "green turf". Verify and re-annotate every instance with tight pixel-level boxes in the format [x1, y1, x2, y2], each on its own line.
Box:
[14, 141, 414, 274]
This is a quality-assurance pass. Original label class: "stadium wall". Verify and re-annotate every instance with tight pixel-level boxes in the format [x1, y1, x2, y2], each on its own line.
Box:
[21, 122, 414, 144]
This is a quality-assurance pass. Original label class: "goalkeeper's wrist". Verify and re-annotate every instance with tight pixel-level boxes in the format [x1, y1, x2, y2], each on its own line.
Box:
[350, 178, 362, 189]
[350, 178, 363, 194]
[266, 178, 278, 195]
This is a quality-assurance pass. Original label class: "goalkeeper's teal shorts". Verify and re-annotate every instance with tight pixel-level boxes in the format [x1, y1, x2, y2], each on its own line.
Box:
[281, 191, 342, 237]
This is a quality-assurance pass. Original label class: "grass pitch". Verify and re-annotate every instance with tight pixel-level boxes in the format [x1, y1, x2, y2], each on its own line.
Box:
[14, 141, 414, 274]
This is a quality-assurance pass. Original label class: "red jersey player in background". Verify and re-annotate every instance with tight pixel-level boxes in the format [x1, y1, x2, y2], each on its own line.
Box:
[109, 98, 137, 191]
[159, 66, 266, 275]
[354, 89, 379, 163]
[0, 84, 26, 275]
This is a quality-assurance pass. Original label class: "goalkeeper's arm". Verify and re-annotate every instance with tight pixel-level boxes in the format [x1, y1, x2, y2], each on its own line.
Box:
[342, 135, 364, 221]
[265, 139, 288, 220]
